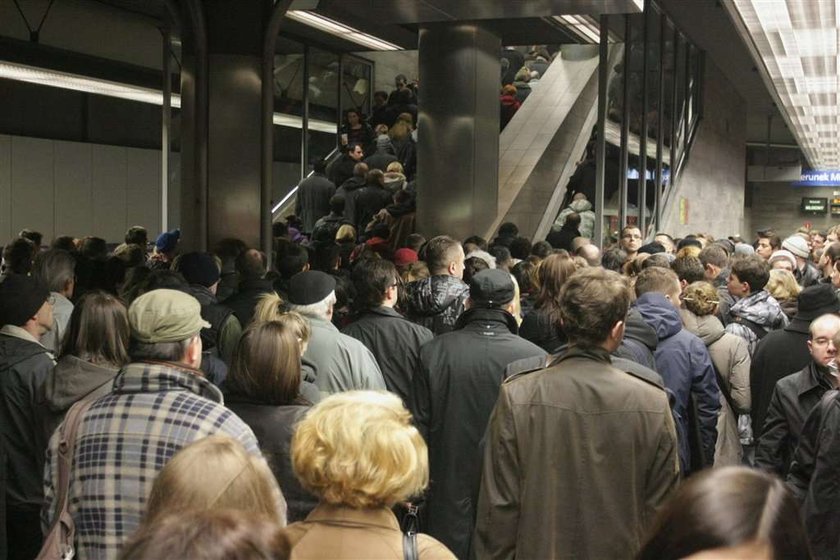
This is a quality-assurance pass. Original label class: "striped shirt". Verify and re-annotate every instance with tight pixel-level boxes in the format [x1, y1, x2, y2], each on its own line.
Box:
[42, 361, 262, 559]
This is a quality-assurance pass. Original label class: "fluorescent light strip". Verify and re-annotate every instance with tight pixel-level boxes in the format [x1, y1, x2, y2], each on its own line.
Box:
[286, 10, 401, 51]
[0, 61, 337, 133]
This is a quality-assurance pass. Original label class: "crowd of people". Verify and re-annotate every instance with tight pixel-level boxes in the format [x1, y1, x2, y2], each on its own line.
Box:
[1, 209, 839, 559]
[2, 67, 840, 559]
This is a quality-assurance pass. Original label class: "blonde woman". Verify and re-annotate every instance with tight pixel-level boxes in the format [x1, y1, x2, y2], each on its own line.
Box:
[681, 281, 751, 465]
[142, 435, 286, 526]
[285, 391, 456, 559]
[766, 268, 802, 321]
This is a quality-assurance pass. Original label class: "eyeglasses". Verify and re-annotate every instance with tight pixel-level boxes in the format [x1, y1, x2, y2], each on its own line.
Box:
[812, 337, 836, 347]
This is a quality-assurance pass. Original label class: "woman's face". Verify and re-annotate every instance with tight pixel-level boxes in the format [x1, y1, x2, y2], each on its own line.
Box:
[770, 259, 793, 273]
[347, 111, 360, 126]
[832, 263, 840, 288]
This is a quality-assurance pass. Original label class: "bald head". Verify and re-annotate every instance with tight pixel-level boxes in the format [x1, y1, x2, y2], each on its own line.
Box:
[576, 243, 601, 267]
[811, 314, 840, 338]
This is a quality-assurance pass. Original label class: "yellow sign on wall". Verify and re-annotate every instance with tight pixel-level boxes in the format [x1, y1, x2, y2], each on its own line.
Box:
[679, 197, 689, 225]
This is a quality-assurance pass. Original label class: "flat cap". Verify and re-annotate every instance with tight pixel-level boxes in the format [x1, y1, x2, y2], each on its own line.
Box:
[128, 289, 209, 343]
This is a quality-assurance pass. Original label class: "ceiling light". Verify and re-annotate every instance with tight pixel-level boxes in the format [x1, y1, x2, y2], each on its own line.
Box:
[725, 0, 840, 167]
[0, 60, 337, 133]
[552, 15, 603, 44]
[286, 10, 401, 51]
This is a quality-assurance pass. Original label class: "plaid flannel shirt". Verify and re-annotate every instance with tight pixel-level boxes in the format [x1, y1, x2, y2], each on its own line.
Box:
[42, 361, 262, 560]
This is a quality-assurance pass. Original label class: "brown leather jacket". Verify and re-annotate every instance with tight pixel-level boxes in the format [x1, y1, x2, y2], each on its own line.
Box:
[285, 504, 455, 559]
[473, 346, 680, 560]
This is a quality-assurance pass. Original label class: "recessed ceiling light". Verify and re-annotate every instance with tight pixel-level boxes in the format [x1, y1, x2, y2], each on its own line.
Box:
[286, 10, 401, 51]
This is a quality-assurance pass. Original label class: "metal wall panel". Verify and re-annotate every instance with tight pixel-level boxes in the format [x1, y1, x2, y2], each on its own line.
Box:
[126, 148, 162, 236]
[54, 141, 93, 237]
[11, 136, 54, 240]
[92, 145, 128, 242]
[0, 135, 11, 242]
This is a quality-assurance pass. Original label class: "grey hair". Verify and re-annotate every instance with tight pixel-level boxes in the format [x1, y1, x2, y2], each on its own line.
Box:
[465, 250, 496, 269]
[287, 291, 337, 321]
[129, 335, 195, 362]
[34, 249, 76, 293]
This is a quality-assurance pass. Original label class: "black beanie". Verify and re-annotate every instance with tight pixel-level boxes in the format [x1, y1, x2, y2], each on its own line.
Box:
[0, 274, 50, 327]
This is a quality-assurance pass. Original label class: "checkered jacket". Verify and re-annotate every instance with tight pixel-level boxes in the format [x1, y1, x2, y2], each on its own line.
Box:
[42, 361, 262, 560]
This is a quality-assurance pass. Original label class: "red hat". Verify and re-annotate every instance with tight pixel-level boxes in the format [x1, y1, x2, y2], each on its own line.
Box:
[393, 248, 418, 267]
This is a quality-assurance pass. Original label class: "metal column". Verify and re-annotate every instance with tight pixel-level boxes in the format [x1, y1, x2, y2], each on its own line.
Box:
[654, 14, 666, 232]
[300, 44, 310, 180]
[594, 15, 609, 248]
[161, 27, 171, 233]
[618, 15, 631, 229]
[638, 3, 649, 235]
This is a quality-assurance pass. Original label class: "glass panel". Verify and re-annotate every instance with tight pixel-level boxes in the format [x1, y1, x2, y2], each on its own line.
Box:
[273, 53, 305, 117]
[308, 49, 340, 124]
[340, 55, 372, 122]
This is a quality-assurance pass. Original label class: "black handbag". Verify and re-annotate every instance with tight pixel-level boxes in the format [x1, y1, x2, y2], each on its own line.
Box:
[401, 502, 419, 560]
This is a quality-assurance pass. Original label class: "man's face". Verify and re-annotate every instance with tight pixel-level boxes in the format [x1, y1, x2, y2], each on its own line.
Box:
[727, 273, 747, 298]
[756, 238, 773, 259]
[452, 245, 466, 280]
[808, 322, 839, 368]
[665, 281, 683, 309]
[620, 228, 642, 253]
[350, 145, 364, 161]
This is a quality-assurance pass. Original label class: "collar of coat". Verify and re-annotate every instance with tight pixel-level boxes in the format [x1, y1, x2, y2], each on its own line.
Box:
[358, 305, 405, 320]
[112, 361, 223, 403]
[797, 360, 836, 396]
[549, 344, 612, 367]
[454, 306, 519, 334]
[305, 503, 399, 531]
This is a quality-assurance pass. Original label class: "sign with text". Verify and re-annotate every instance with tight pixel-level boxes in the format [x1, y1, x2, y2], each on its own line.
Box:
[795, 170, 840, 187]
[801, 197, 828, 214]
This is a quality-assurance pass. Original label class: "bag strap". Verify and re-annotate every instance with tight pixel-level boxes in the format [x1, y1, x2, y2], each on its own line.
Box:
[402, 503, 419, 560]
[48, 399, 95, 539]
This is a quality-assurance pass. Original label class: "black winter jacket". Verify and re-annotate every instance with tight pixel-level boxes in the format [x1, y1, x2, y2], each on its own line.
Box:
[342, 306, 433, 404]
[402, 275, 469, 336]
[755, 361, 833, 475]
[225, 396, 318, 522]
[411, 307, 545, 559]
[788, 389, 840, 559]
[0, 332, 54, 510]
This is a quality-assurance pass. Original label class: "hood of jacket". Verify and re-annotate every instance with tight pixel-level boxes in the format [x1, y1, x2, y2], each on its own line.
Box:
[569, 198, 593, 213]
[623, 307, 658, 350]
[44, 355, 120, 411]
[729, 290, 786, 328]
[681, 310, 725, 347]
[634, 292, 683, 341]
[500, 94, 520, 107]
[404, 274, 469, 317]
[339, 176, 366, 192]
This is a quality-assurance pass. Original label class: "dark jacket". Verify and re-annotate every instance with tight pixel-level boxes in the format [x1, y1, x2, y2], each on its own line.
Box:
[751, 317, 812, 436]
[755, 361, 833, 476]
[188, 284, 242, 365]
[474, 346, 679, 560]
[222, 278, 276, 328]
[364, 151, 398, 172]
[310, 213, 349, 245]
[614, 307, 659, 371]
[352, 184, 391, 231]
[0, 331, 54, 511]
[225, 396, 317, 522]
[411, 307, 544, 559]
[788, 389, 840, 559]
[335, 176, 366, 225]
[341, 306, 433, 404]
[37, 355, 119, 442]
[295, 173, 335, 233]
[328, 154, 358, 189]
[518, 306, 566, 354]
[403, 275, 470, 336]
[635, 293, 720, 473]
[545, 226, 580, 252]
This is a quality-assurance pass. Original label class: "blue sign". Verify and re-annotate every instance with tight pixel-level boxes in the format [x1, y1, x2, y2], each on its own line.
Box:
[794, 170, 840, 187]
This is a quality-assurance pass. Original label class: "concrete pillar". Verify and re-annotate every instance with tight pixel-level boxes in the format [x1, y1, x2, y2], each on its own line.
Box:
[180, 0, 270, 250]
[416, 23, 501, 240]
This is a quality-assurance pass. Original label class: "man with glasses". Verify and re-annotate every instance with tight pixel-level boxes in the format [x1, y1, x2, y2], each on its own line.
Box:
[342, 258, 432, 405]
[755, 313, 840, 476]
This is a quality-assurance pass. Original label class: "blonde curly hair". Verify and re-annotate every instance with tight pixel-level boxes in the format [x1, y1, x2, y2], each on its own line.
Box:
[682, 281, 720, 317]
[291, 391, 428, 509]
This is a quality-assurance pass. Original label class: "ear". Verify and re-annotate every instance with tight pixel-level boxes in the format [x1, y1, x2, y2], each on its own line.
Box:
[610, 320, 625, 343]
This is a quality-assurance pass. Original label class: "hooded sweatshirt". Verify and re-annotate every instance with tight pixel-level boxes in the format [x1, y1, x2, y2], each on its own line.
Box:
[40, 355, 120, 440]
[635, 292, 720, 473]
[403, 275, 470, 335]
